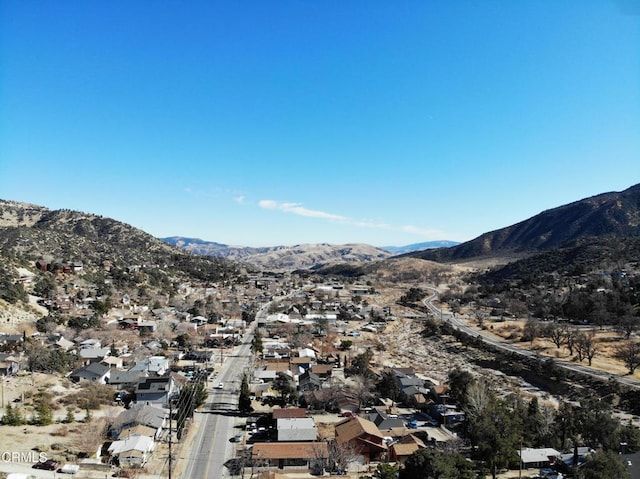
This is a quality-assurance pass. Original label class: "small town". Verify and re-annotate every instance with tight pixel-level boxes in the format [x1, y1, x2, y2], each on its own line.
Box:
[1, 3, 639, 478]
[0, 247, 639, 479]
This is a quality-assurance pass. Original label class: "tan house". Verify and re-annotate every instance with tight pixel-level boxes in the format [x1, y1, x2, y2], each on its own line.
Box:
[252, 442, 328, 470]
[389, 434, 427, 463]
[334, 416, 387, 463]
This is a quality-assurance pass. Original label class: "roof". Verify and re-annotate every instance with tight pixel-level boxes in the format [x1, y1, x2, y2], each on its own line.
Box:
[79, 347, 111, 359]
[291, 357, 313, 364]
[272, 407, 307, 419]
[129, 356, 169, 372]
[108, 435, 154, 455]
[391, 442, 422, 457]
[135, 376, 173, 394]
[519, 448, 561, 464]
[109, 370, 148, 384]
[118, 424, 157, 440]
[112, 404, 167, 430]
[277, 417, 316, 429]
[311, 364, 333, 374]
[71, 362, 110, 378]
[252, 442, 328, 460]
[334, 416, 385, 445]
[55, 337, 75, 350]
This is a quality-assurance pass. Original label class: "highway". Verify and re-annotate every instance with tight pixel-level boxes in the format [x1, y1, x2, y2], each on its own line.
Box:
[422, 287, 640, 390]
[179, 309, 261, 479]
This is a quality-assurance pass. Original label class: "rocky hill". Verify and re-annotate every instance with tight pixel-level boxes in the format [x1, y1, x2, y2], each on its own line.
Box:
[409, 183, 640, 263]
[162, 236, 392, 271]
[0, 200, 241, 288]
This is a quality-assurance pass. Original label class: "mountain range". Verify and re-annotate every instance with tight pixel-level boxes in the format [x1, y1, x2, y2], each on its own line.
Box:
[1, 183, 639, 274]
[160, 237, 459, 270]
[407, 183, 640, 263]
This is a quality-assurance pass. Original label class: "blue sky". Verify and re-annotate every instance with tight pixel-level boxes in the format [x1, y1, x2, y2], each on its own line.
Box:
[1, 1, 638, 247]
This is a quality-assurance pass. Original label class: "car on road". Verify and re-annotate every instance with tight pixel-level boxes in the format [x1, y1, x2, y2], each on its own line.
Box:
[216, 382, 224, 389]
[33, 459, 58, 470]
[229, 434, 242, 442]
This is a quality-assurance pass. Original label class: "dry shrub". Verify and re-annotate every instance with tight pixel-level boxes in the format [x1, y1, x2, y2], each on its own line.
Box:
[51, 425, 69, 437]
[59, 383, 114, 410]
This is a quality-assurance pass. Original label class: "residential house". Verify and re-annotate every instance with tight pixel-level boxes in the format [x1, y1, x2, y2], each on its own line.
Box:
[101, 356, 124, 369]
[430, 404, 465, 426]
[519, 447, 561, 470]
[0, 334, 24, 351]
[298, 348, 316, 359]
[136, 320, 158, 334]
[334, 416, 387, 463]
[78, 338, 102, 350]
[129, 356, 169, 376]
[254, 367, 279, 383]
[0, 354, 19, 376]
[277, 417, 317, 442]
[185, 350, 214, 362]
[118, 424, 157, 440]
[54, 336, 75, 352]
[298, 371, 322, 392]
[367, 407, 405, 431]
[110, 404, 167, 440]
[272, 408, 307, 420]
[69, 363, 110, 384]
[108, 370, 149, 391]
[291, 356, 313, 375]
[389, 434, 427, 464]
[310, 364, 333, 379]
[135, 376, 179, 408]
[79, 347, 111, 364]
[107, 435, 155, 467]
[251, 442, 328, 471]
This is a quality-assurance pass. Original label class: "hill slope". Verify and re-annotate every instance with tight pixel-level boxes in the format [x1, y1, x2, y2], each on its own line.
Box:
[162, 236, 392, 270]
[0, 200, 240, 284]
[409, 183, 640, 262]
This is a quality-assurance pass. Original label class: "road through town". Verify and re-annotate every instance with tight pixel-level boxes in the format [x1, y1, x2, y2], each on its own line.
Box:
[178, 308, 261, 479]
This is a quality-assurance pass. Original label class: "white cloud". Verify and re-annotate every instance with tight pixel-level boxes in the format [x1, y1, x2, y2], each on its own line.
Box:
[258, 200, 348, 221]
[258, 199, 450, 241]
[233, 196, 245, 204]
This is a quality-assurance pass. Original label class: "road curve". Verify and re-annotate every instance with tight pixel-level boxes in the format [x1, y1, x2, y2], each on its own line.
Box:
[422, 287, 640, 390]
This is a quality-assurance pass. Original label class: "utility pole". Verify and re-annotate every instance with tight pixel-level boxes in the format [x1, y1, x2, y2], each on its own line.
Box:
[168, 399, 173, 479]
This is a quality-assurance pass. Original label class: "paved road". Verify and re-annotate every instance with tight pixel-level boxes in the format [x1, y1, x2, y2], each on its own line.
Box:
[179, 310, 261, 479]
[423, 287, 640, 390]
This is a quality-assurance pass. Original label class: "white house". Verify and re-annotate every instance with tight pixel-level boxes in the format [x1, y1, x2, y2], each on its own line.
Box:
[277, 417, 317, 442]
[108, 435, 155, 467]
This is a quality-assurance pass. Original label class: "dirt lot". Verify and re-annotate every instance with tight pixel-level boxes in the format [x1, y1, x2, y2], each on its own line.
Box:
[0, 372, 124, 478]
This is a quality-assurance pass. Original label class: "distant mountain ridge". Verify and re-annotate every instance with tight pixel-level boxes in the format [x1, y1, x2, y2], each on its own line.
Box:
[381, 240, 460, 254]
[161, 237, 393, 270]
[409, 183, 640, 262]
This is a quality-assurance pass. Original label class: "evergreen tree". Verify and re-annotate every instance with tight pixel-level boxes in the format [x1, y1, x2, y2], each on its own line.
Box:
[1, 403, 24, 426]
[400, 449, 475, 479]
[251, 330, 263, 355]
[238, 374, 253, 414]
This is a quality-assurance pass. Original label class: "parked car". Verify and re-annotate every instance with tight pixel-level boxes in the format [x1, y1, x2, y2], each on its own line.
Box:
[58, 464, 80, 474]
[33, 459, 58, 470]
[216, 382, 224, 389]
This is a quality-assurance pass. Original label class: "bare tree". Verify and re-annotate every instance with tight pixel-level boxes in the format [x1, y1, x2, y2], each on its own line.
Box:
[522, 319, 541, 345]
[616, 315, 639, 340]
[565, 327, 577, 356]
[350, 375, 375, 410]
[326, 439, 363, 473]
[547, 323, 566, 349]
[465, 380, 492, 419]
[576, 332, 598, 366]
[614, 341, 640, 375]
